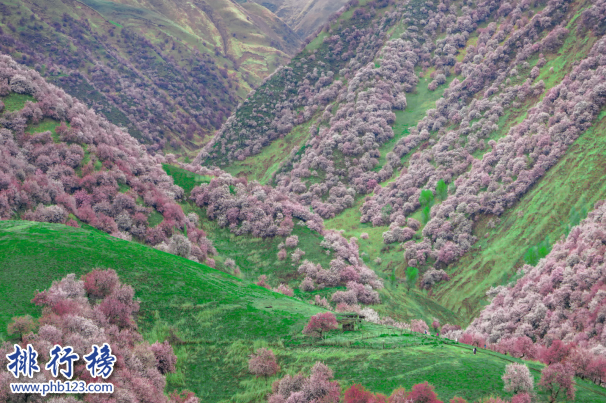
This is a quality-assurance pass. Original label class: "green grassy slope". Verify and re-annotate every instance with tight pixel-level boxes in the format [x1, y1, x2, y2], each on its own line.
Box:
[162, 164, 458, 326]
[433, 112, 606, 322]
[1, 93, 35, 112]
[0, 220, 323, 342]
[1, 220, 605, 402]
[215, 0, 606, 332]
[161, 163, 461, 326]
[0, 220, 325, 400]
[222, 118, 316, 185]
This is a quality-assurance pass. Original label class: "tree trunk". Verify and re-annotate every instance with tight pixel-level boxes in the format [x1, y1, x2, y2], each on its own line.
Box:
[550, 388, 559, 403]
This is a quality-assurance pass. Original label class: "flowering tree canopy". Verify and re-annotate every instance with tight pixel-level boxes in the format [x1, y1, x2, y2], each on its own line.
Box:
[302, 312, 338, 338]
[248, 348, 280, 384]
[0, 269, 195, 403]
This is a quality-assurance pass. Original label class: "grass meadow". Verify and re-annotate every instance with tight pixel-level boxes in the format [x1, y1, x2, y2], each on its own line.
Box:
[1, 221, 605, 402]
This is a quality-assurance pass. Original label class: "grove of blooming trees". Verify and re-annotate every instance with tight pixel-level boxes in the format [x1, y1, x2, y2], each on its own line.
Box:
[249, 348, 280, 385]
[270, 1, 427, 220]
[199, 0, 504, 220]
[0, 2, 239, 153]
[175, 161, 383, 304]
[268, 361, 341, 403]
[299, 230, 383, 296]
[0, 269, 196, 403]
[188, 167, 324, 238]
[0, 54, 217, 266]
[265, 359, 584, 402]
[3, 0, 606, 399]
[361, 0, 606, 276]
[302, 312, 338, 338]
[196, 0, 606, 300]
[462, 200, 606, 386]
[267, 364, 497, 403]
[196, 0, 391, 167]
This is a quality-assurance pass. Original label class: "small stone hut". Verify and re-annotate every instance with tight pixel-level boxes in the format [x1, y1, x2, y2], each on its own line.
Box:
[336, 313, 365, 331]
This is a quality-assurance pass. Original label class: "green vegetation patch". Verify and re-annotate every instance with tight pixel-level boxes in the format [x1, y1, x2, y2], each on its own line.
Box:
[222, 118, 316, 184]
[162, 164, 212, 197]
[376, 73, 456, 175]
[0, 220, 324, 400]
[1, 93, 35, 112]
[324, 196, 460, 325]
[2, 222, 604, 402]
[181, 204, 333, 288]
[434, 113, 606, 322]
[205, 336, 605, 403]
[25, 118, 66, 143]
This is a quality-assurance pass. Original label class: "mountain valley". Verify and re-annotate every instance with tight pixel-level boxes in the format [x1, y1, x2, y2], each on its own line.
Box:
[1, 0, 606, 401]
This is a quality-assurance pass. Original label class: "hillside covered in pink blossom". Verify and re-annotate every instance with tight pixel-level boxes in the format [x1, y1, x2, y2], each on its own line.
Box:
[2, 0, 606, 401]
[468, 200, 606, 348]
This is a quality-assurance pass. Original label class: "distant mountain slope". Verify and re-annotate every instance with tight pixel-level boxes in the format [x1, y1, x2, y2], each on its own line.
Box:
[3, 220, 605, 403]
[0, 0, 300, 155]
[196, 0, 392, 168]
[468, 199, 606, 348]
[0, 53, 218, 267]
[83, 0, 301, 63]
[251, 0, 350, 38]
[198, 0, 606, 328]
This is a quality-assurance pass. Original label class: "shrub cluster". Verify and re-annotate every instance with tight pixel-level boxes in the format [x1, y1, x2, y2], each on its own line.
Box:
[186, 166, 324, 238]
[468, 200, 606, 354]
[296, 230, 383, 303]
[0, 269, 196, 402]
[0, 55, 216, 265]
[268, 362, 341, 403]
